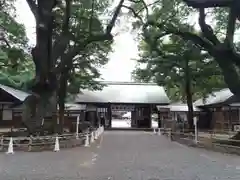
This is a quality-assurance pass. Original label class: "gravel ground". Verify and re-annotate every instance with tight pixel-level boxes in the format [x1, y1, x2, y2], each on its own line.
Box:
[1, 131, 240, 180]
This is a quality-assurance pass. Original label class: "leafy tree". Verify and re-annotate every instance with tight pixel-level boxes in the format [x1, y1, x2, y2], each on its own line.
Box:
[139, 0, 240, 97]
[0, 0, 33, 89]
[126, 0, 240, 135]
[53, 1, 113, 131]
[123, 0, 240, 98]
[20, 0, 141, 134]
[133, 35, 226, 129]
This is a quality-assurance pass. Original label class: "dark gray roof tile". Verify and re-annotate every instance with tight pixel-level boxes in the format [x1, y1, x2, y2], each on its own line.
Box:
[74, 82, 169, 104]
[194, 88, 233, 107]
[0, 84, 30, 102]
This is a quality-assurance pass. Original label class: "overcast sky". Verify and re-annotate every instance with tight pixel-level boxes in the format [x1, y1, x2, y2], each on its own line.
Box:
[15, 0, 138, 82]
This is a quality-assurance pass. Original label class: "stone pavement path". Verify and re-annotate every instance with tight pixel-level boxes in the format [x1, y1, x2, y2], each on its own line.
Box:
[1, 131, 240, 180]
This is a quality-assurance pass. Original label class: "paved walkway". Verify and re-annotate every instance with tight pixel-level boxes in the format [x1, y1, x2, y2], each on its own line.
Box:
[1, 131, 240, 180]
[111, 119, 158, 128]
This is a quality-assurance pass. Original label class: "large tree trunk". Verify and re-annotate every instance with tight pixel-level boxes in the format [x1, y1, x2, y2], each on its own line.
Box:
[22, 0, 58, 134]
[57, 72, 68, 134]
[58, 97, 65, 134]
[184, 58, 194, 131]
[206, 45, 240, 97]
[22, 92, 57, 135]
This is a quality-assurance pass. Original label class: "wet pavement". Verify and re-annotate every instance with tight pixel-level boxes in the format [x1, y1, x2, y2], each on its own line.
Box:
[1, 131, 240, 180]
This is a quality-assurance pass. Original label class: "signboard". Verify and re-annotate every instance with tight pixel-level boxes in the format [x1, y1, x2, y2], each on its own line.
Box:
[158, 108, 170, 112]
[111, 105, 135, 111]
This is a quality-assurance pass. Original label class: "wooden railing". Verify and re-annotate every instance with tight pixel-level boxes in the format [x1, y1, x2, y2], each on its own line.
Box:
[160, 128, 240, 155]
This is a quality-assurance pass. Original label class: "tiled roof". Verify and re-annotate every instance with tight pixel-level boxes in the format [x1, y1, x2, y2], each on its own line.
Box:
[157, 103, 201, 112]
[194, 88, 233, 107]
[0, 84, 30, 102]
[74, 82, 170, 104]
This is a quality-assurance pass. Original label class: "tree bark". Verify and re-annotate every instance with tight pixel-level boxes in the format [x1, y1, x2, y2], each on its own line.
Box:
[22, 0, 125, 134]
[32, 0, 56, 89]
[22, 92, 57, 135]
[184, 57, 194, 131]
[57, 71, 68, 134]
[210, 48, 240, 98]
[182, 0, 232, 8]
[22, 0, 58, 134]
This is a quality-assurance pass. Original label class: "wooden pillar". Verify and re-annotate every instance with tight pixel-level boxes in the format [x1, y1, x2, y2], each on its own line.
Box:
[135, 106, 140, 128]
[149, 105, 152, 128]
[229, 106, 232, 131]
[99, 108, 107, 127]
[85, 111, 95, 126]
[104, 108, 108, 127]
[131, 110, 136, 128]
[158, 111, 161, 128]
[210, 108, 215, 130]
[80, 110, 85, 121]
[107, 104, 112, 128]
[142, 106, 151, 128]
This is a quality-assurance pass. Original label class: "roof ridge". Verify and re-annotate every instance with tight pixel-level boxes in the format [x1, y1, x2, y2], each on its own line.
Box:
[98, 81, 159, 85]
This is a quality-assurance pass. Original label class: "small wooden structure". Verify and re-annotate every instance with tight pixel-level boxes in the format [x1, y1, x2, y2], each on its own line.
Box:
[157, 103, 201, 129]
[0, 84, 89, 131]
[0, 84, 30, 128]
[61, 103, 86, 128]
[194, 88, 240, 131]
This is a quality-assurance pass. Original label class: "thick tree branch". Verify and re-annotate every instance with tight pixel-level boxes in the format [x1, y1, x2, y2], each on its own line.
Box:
[0, 37, 11, 47]
[224, 4, 238, 47]
[145, 21, 214, 52]
[198, 8, 220, 45]
[62, 0, 71, 33]
[183, 0, 240, 20]
[52, 0, 72, 64]
[55, 0, 125, 72]
[106, 0, 125, 34]
[89, 0, 95, 33]
[121, 5, 144, 23]
[26, 0, 38, 20]
[128, 0, 160, 16]
[54, 33, 112, 74]
[52, 0, 125, 75]
[129, 0, 149, 17]
[143, 30, 170, 57]
[182, 0, 232, 8]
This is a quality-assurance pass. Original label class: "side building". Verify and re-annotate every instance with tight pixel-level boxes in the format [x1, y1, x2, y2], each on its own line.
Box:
[194, 88, 240, 131]
[0, 84, 86, 131]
